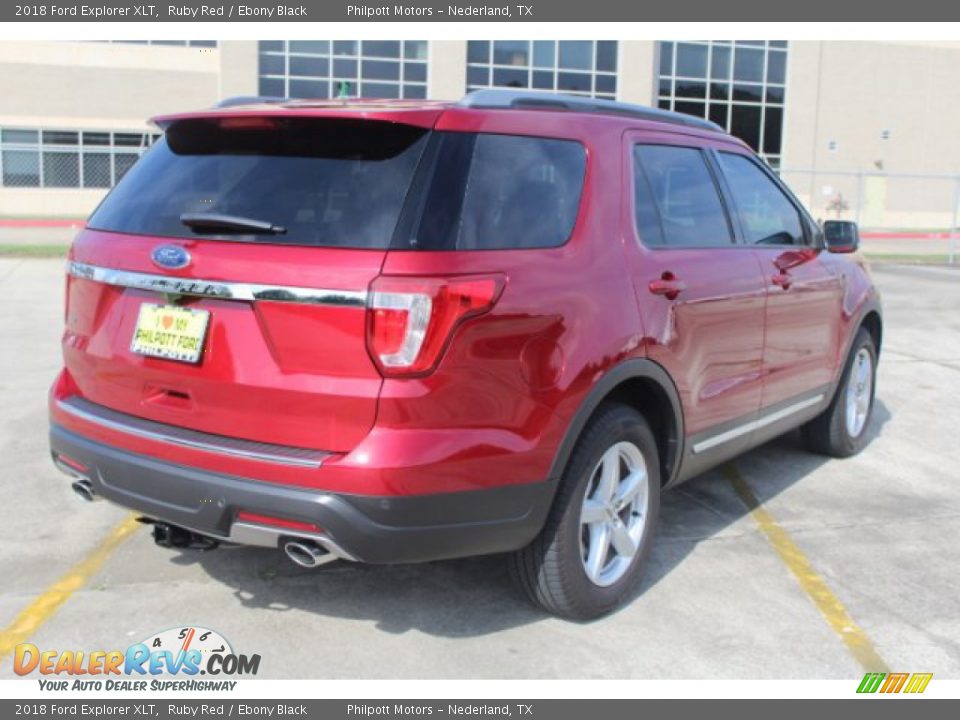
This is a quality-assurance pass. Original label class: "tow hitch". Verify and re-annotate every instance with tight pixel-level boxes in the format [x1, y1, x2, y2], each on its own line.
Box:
[138, 518, 220, 551]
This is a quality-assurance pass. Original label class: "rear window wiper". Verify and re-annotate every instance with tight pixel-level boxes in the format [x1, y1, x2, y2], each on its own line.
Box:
[180, 212, 287, 235]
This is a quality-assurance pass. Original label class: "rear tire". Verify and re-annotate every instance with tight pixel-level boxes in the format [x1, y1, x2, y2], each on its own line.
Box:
[509, 403, 660, 620]
[802, 328, 877, 458]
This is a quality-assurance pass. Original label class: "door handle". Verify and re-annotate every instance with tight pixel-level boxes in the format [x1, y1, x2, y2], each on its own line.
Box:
[772, 272, 792, 290]
[649, 273, 686, 300]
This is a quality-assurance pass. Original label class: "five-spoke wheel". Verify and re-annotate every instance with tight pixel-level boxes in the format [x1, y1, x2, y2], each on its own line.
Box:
[510, 403, 660, 619]
[579, 441, 650, 587]
[803, 327, 878, 458]
[845, 347, 873, 438]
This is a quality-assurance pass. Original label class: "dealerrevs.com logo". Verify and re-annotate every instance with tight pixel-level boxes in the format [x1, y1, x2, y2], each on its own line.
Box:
[14, 626, 260, 691]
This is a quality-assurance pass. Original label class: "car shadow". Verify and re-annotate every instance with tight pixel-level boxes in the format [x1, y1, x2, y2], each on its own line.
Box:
[634, 398, 892, 605]
[167, 399, 892, 636]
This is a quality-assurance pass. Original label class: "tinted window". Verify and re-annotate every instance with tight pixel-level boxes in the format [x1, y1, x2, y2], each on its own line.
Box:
[407, 133, 586, 250]
[717, 152, 804, 245]
[632, 153, 664, 247]
[633, 145, 732, 247]
[89, 122, 585, 252]
[89, 118, 430, 248]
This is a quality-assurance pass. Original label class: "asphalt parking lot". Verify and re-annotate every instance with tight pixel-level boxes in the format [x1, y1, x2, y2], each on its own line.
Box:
[0, 257, 958, 679]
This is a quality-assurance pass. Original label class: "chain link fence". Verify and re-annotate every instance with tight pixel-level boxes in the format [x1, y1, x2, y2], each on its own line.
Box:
[780, 169, 960, 263]
[0, 129, 159, 190]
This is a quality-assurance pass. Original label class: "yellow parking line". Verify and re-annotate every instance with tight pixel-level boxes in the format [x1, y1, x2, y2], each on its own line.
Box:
[721, 464, 890, 673]
[0, 514, 141, 660]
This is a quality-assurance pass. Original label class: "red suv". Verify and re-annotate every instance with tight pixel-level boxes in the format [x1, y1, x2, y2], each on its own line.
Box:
[49, 90, 881, 619]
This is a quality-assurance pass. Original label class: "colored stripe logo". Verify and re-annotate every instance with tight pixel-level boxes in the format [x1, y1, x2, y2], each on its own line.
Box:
[857, 672, 933, 694]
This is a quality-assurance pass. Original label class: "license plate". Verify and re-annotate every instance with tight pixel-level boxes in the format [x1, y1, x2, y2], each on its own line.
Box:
[131, 303, 210, 364]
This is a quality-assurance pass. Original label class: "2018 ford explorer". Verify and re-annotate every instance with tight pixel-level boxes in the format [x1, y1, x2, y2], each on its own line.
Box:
[49, 90, 882, 619]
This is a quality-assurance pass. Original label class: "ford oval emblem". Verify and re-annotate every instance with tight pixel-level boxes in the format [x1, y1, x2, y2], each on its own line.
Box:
[151, 245, 191, 270]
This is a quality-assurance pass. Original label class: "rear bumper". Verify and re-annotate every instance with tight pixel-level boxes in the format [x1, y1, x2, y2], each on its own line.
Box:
[50, 423, 554, 564]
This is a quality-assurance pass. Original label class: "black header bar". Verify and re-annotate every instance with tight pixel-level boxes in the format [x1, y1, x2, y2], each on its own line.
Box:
[5, 0, 960, 22]
[0, 700, 958, 720]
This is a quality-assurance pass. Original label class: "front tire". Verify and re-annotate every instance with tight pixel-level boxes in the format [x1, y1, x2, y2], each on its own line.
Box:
[509, 403, 660, 620]
[802, 328, 877, 458]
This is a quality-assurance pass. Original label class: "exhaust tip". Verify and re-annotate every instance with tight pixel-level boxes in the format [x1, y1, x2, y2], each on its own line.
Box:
[71, 479, 97, 502]
[283, 540, 329, 568]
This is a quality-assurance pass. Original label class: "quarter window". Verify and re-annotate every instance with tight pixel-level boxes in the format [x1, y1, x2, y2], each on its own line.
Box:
[717, 152, 804, 246]
[410, 133, 586, 251]
[633, 145, 732, 248]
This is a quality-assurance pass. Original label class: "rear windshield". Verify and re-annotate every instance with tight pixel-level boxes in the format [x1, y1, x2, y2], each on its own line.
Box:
[88, 117, 586, 251]
[88, 118, 429, 248]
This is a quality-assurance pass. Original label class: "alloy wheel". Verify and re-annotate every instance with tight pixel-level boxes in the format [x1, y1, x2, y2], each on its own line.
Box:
[845, 347, 873, 438]
[578, 441, 650, 587]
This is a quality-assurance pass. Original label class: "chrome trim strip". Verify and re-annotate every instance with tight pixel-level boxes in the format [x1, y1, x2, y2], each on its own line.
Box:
[691, 394, 825, 455]
[133, 519, 355, 561]
[68, 261, 367, 308]
[53, 457, 90, 481]
[229, 522, 357, 561]
[56, 399, 328, 469]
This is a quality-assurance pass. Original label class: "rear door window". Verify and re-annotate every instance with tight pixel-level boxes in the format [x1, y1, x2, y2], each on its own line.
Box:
[633, 144, 733, 248]
[404, 133, 586, 250]
[88, 117, 430, 248]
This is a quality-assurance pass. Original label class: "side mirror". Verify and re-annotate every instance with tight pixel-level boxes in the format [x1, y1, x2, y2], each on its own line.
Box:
[823, 220, 860, 253]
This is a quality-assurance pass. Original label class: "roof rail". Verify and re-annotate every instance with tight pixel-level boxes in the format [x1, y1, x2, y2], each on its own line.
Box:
[214, 96, 288, 109]
[457, 89, 724, 132]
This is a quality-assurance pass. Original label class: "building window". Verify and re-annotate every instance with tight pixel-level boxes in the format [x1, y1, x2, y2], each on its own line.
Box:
[258, 40, 429, 100]
[102, 41, 217, 48]
[466, 41, 618, 100]
[657, 41, 787, 168]
[0, 128, 160, 189]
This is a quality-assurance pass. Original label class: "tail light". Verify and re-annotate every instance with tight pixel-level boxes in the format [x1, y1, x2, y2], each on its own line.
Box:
[366, 275, 504, 377]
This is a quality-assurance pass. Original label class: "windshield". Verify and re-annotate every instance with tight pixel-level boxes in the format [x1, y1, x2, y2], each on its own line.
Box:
[88, 117, 430, 248]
